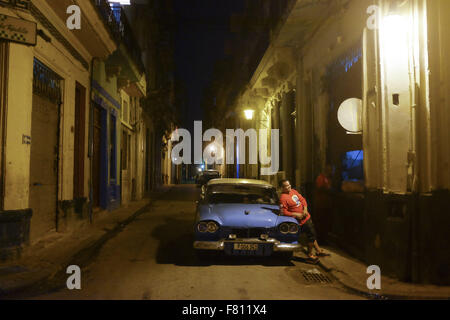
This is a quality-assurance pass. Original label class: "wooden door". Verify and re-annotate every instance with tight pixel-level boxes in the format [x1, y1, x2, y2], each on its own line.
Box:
[29, 94, 59, 240]
[73, 83, 86, 199]
[92, 105, 102, 207]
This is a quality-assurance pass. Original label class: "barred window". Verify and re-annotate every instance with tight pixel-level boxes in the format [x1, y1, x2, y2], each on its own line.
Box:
[33, 58, 62, 104]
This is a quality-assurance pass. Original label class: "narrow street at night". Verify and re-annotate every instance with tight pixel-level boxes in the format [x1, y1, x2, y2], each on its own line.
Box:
[24, 185, 363, 300]
[0, 0, 449, 307]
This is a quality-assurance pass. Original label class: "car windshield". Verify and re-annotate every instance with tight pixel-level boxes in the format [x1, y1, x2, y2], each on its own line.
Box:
[206, 184, 278, 205]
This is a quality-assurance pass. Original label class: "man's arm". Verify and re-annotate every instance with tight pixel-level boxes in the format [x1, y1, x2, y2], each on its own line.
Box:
[280, 199, 304, 219]
[294, 190, 309, 219]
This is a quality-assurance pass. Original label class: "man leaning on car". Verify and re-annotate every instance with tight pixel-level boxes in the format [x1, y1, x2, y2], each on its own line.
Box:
[279, 179, 330, 262]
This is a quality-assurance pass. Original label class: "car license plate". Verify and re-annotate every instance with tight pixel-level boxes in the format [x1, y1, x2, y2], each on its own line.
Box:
[234, 243, 258, 251]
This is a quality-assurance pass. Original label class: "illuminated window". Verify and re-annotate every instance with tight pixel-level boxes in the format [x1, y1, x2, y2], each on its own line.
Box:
[342, 150, 363, 181]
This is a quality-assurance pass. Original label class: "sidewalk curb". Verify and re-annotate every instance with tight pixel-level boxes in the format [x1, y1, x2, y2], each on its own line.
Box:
[318, 259, 450, 300]
[317, 260, 390, 300]
[0, 188, 170, 299]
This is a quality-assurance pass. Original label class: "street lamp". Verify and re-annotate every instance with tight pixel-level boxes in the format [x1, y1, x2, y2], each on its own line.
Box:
[208, 144, 217, 154]
[244, 109, 255, 120]
[379, 14, 411, 94]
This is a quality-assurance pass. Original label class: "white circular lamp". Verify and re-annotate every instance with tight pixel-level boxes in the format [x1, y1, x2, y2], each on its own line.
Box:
[337, 98, 363, 133]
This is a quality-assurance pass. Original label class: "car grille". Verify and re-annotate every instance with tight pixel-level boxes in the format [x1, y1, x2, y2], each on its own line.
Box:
[228, 228, 270, 238]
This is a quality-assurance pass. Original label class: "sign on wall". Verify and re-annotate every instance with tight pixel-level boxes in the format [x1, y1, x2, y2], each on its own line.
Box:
[0, 13, 36, 46]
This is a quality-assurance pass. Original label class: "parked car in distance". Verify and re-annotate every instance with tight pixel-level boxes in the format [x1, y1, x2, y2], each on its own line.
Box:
[195, 169, 221, 187]
[194, 178, 301, 259]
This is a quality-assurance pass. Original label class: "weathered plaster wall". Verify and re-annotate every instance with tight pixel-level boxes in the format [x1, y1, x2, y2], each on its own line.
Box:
[3, 42, 33, 211]
[93, 60, 122, 188]
[427, 0, 450, 192]
[1, 3, 93, 210]
[93, 61, 121, 104]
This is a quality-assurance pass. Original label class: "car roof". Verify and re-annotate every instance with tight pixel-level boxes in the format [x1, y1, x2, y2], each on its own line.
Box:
[207, 178, 274, 188]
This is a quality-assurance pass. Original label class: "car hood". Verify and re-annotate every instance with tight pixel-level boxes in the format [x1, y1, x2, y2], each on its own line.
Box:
[200, 203, 283, 228]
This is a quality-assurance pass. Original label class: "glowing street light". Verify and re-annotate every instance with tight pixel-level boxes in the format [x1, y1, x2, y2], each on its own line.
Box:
[208, 144, 217, 154]
[244, 109, 255, 120]
[379, 14, 411, 94]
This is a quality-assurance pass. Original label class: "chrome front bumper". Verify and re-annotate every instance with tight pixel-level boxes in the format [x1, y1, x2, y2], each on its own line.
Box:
[193, 238, 301, 252]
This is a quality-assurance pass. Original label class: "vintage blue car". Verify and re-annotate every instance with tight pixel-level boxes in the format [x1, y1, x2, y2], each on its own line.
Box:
[193, 178, 301, 258]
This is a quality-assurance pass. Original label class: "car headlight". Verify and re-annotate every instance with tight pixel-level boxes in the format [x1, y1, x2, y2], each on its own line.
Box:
[260, 234, 269, 240]
[289, 223, 299, 234]
[197, 222, 208, 233]
[279, 223, 290, 234]
[279, 222, 299, 234]
[197, 221, 219, 233]
[207, 221, 219, 233]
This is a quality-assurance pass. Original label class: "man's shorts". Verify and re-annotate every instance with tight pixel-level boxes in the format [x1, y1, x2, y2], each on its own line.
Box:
[300, 219, 317, 243]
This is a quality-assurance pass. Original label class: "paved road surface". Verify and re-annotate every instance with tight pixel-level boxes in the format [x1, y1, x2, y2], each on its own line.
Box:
[29, 185, 364, 300]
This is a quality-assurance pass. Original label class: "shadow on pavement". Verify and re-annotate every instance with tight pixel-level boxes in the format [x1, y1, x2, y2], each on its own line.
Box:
[152, 217, 296, 267]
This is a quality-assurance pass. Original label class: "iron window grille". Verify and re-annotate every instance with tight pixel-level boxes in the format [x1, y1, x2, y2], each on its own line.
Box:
[94, 0, 144, 72]
[33, 58, 62, 104]
[0, 0, 30, 11]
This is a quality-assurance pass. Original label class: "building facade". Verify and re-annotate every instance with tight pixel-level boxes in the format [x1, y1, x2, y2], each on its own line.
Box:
[0, 0, 117, 259]
[0, 0, 150, 261]
[92, 2, 147, 208]
[219, 0, 449, 285]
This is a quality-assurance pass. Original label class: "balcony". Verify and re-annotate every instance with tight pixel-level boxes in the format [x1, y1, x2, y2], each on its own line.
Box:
[94, 0, 145, 74]
[0, 0, 30, 10]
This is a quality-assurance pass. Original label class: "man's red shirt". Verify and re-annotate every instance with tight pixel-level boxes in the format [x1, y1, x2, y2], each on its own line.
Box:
[279, 189, 310, 225]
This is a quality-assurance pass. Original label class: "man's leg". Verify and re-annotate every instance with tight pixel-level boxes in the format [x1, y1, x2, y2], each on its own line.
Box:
[305, 219, 327, 256]
[303, 220, 318, 259]
[313, 240, 322, 253]
[309, 222, 326, 254]
[307, 242, 316, 258]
